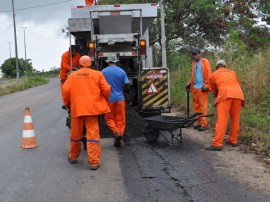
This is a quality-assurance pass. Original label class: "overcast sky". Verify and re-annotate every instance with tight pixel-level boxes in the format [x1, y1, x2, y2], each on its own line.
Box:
[0, 0, 87, 72]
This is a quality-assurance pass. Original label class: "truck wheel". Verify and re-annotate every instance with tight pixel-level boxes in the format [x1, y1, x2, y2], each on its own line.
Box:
[143, 125, 159, 142]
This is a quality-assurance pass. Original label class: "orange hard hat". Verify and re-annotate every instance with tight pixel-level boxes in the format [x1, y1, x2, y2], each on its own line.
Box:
[79, 55, 91, 67]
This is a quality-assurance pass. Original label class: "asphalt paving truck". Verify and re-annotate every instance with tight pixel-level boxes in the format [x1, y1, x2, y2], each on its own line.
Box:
[68, 3, 170, 116]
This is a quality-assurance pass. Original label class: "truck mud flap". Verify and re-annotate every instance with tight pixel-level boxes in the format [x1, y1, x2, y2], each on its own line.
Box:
[139, 68, 170, 112]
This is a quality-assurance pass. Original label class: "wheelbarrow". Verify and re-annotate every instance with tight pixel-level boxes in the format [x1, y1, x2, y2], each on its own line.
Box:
[143, 113, 213, 145]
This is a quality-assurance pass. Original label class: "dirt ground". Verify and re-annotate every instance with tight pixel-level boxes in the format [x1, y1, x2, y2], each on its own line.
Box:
[125, 104, 270, 196]
[172, 110, 270, 195]
[0, 80, 15, 89]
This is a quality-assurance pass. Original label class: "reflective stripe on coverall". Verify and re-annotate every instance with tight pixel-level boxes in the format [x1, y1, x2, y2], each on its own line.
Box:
[209, 67, 244, 147]
[190, 58, 211, 126]
[105, 100, 126, 136]
[62, 67, 111, 166]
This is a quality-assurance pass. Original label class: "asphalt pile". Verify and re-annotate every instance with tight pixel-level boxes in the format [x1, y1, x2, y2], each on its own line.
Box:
[99, 104, 147, 141]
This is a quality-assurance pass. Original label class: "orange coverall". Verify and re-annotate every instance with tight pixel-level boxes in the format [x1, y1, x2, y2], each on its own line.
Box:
[190, 58, 212, 127]
[105, 100, 126, 136]
[209, 67, 244, 147]
[60, 50, 80, 86]
[62, 67, 111, 166]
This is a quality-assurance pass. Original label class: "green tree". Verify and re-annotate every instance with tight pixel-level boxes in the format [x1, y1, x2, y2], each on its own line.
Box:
[0, 58, 34, 78]
[224, 0, 270, 49]
[95, 0, 270, 66]
[100, 0, 270, 50]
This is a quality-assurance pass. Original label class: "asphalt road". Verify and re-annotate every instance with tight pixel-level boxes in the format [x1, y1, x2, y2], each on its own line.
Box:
[0, 78, 269, 202]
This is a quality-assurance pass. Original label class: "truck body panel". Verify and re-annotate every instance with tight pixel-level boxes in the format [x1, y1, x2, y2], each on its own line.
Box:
[68, 3, 170, 114]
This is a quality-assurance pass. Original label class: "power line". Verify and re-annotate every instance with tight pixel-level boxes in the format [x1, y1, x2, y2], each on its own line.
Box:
[0, 0, 73, 13]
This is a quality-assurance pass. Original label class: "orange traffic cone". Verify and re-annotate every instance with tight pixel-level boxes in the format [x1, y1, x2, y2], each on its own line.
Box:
[19, 107, 38, 149]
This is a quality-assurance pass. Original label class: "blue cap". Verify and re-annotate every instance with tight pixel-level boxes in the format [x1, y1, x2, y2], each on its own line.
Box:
[191, 48, 201, 54]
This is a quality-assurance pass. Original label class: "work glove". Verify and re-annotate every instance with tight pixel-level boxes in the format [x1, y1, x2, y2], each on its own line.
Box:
[185, 83, 190, 92]
[201, 86, 208, 92]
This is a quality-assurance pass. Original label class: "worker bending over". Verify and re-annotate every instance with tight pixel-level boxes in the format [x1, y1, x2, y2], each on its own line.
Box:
[102, 55, 130, 148]
[62, 56, 111, 170]
[206, 60, 244, 151]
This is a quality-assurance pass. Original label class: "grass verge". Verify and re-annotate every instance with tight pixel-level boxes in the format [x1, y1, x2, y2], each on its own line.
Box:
[0, 76, 49, 96]
[169, 49, 270, 156]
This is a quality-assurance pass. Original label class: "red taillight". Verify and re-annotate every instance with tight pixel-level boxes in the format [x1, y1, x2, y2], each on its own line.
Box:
[89, 42, 95, 58]
[140, 39, 146, 55]
[110, 11, 120, 15]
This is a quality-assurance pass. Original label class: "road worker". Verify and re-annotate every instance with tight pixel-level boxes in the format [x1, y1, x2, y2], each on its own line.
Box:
[186, 48, 212, 131]
[101, 55, 130, 148]
[206, 60, 244, 151]
[60, 45, 81, 90]
[85, 0, 94, 6]
[62, 55, 111, 170]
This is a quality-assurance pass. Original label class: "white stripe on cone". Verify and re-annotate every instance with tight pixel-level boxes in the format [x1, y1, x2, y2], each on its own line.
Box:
[22, 130, 35, 138]
[24, 115, 32, 123]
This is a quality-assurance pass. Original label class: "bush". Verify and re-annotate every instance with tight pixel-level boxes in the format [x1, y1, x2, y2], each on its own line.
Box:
[170, 47, 270, 154]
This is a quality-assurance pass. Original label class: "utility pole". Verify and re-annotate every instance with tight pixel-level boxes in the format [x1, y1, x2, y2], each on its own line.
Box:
[21, 27, 28, 79]
[12, 0, 19, 82]
[7, 42, 12, 58]
[160, 0, 167, 68]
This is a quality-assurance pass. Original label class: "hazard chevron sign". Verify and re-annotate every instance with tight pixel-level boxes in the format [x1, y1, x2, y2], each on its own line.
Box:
[146, 82, 159, 94]
[140, 68, 170, 111]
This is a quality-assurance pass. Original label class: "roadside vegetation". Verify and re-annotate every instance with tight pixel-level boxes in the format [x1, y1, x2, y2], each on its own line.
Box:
[2, 0, 270, 156]
[0, 62, 59, 96]
[0, 76, 49, 96]
[138, 0, 270, 157]
[168, 46, 270, 156]
[0, 56, 59, 96]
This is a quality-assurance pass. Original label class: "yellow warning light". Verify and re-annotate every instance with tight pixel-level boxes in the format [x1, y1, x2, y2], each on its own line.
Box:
[140, 40, 146, 46]
[140, 40, 146, 55]
[89, 42, 94, 48]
